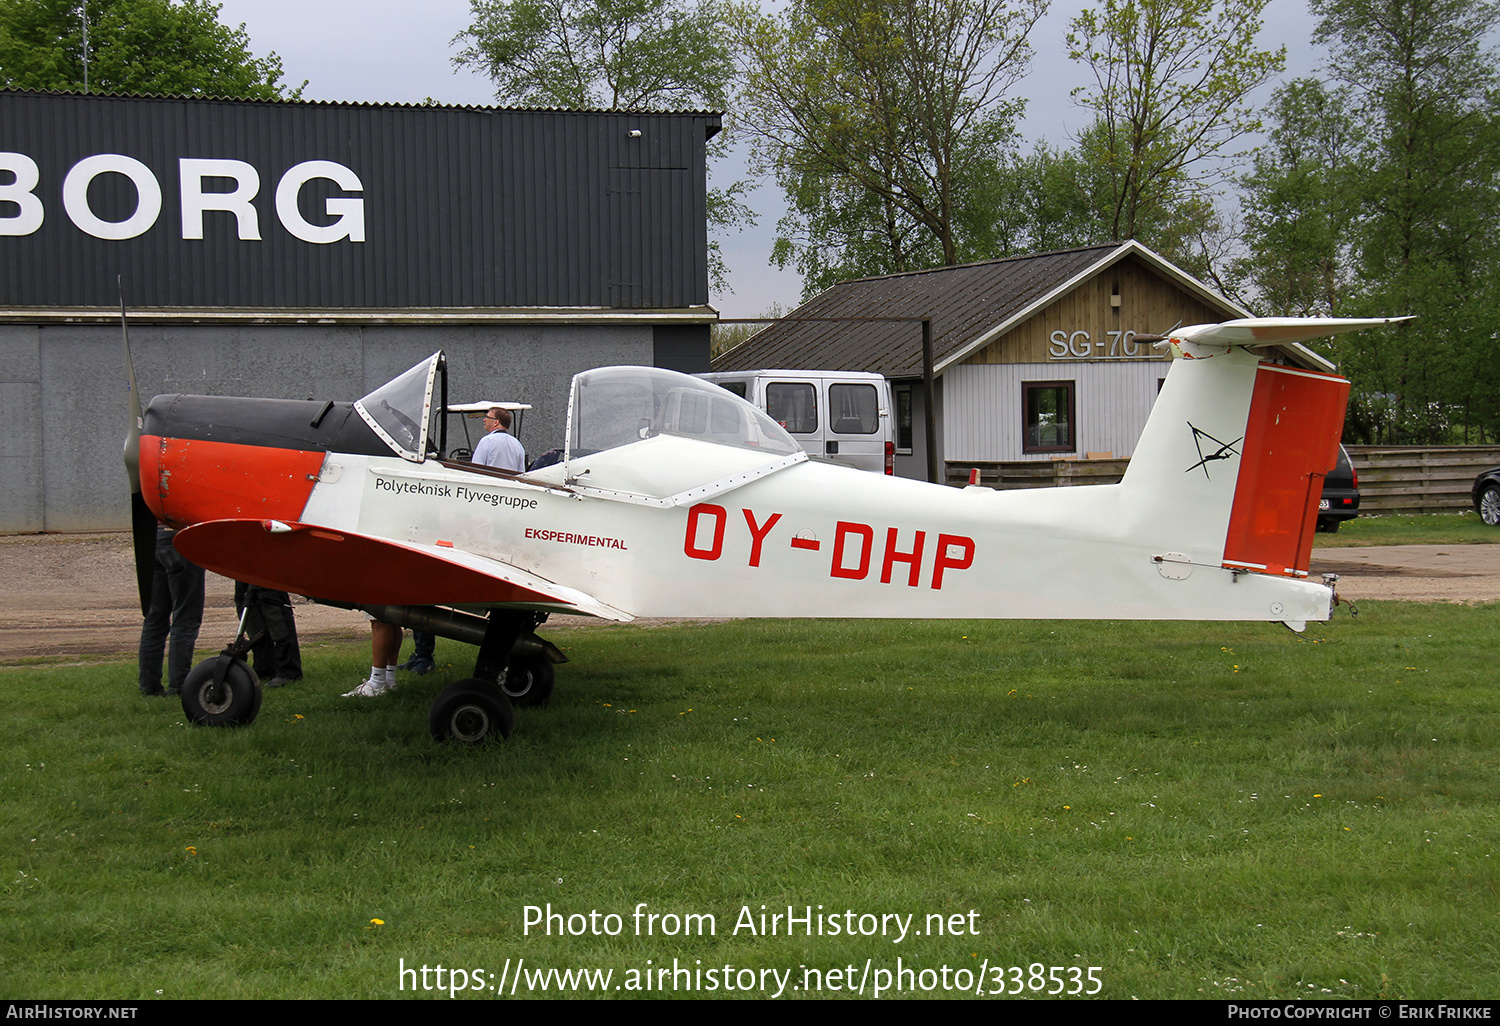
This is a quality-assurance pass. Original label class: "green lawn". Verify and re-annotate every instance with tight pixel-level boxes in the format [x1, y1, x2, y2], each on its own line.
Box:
[1316, 511, 1497, 547]
[3, 605, 1497, 999]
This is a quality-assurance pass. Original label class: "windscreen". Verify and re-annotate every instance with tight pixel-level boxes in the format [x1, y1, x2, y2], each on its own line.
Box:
[354, 353, 442, 462]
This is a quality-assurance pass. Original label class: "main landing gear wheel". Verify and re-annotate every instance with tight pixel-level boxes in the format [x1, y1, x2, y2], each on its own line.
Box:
[1481, 484, 1500, 526]
[429, 679, 515, 744]
[501, 656, 555, 707]
[181, 656, 263, 727]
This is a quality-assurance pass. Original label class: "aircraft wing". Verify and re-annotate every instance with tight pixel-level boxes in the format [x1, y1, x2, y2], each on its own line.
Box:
[174, 518, 634, 621]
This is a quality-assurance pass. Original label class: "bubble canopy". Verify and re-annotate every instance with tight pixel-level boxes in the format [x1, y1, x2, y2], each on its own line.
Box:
[566, 366, 801, 461]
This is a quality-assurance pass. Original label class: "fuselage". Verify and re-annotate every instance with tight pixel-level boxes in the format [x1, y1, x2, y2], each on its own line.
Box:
[140, 350, 1341, 628]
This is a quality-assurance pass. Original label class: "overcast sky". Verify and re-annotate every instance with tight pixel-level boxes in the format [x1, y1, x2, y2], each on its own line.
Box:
[214, 0, 1323, 318]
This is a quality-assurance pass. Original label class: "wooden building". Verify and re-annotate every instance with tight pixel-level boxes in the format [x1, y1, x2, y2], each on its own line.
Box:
[713, 241, 1332, 482]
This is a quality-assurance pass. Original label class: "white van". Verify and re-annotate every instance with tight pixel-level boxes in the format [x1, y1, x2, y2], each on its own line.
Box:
[698, 370, 894, 475]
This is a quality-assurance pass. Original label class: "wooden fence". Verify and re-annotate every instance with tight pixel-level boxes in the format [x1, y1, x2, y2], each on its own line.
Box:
[946, 446, 1500, 514]
[1345, 446, 1500, 514]
[945, 457, 1129, 490]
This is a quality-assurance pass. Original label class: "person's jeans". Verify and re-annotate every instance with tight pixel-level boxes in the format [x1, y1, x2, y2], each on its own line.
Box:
[138, 529, 205, 693]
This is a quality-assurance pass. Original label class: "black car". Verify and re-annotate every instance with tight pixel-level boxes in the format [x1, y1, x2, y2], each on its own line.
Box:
[1318, 445, 1360, 532]
[1473, 467, 1500, 525]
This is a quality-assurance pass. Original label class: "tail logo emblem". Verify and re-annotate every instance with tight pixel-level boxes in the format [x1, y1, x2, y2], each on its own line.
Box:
[1185, 423, 1242, 479]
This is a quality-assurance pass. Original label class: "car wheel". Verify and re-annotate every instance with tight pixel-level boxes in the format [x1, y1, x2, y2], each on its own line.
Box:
[1481, 484, 1500, 526]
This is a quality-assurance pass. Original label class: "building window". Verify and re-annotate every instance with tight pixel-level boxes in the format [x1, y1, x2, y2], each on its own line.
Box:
[894, 385, 913, 453]
[1023, 381, 1075, 454]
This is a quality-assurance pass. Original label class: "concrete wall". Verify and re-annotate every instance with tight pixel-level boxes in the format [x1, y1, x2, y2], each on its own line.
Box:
[9, 321, 653, 532]
[0, 325, 43, 532]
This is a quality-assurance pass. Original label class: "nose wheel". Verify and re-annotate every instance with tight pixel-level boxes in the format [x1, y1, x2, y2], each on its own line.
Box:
[181, 655, 263, 727]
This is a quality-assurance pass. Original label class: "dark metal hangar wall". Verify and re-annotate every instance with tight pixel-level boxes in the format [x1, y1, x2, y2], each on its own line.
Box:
[1, 92, 720, 531]
[0, 90, 719, 310]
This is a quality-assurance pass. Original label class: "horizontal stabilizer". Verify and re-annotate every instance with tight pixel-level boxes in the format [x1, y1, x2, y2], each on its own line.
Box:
[1170, 316, 1414, 348]
[175, 519, 634, 621]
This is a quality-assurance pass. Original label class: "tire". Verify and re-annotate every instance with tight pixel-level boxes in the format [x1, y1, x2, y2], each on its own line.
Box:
[429, 679, 514, 744]
[501, 656, 555, 707]
[1317, 517, 1340, 533]
[1481, 484, 1500, 526]
[181, 657, 262, 727]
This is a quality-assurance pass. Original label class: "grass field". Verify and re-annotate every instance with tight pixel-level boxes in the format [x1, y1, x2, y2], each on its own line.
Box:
[1315, 510, 1495, 547]
[3, 602, 1497, 1000]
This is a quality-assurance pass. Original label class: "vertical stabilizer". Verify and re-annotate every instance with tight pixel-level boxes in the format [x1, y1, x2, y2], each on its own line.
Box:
[1118, 317, 1403, 582]
[1118, 342, 1262, 567]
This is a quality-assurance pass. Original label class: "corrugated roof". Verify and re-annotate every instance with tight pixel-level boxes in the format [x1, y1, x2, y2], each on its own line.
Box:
[0, 86, 721, 118]
[715, 241, 1272, 377]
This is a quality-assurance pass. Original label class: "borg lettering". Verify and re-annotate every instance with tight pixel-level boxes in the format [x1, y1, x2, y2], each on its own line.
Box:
[683, 503, 975, 590]
[0, 151, 365, 244]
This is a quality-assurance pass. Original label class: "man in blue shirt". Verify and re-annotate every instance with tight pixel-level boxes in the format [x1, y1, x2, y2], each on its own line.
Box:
[472, 406, 525, 471]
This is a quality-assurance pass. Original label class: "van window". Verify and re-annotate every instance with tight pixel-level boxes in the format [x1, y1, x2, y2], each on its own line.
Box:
[829, 383, 879, 434]
[668, 388, 745, 436]
[766, 382, 818, 433]
[716, 380, 748, 399]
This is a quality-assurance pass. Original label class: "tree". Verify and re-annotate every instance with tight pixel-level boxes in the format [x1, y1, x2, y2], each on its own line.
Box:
[455, 0, 748, 290]
[0, 0, 300, 99]
[767, 110, 1024, 295]
[1065, 0, 1284, 257]
[735, 0, 1046, 295]
[1237, 78, 1364, 316]
[710, 300, 784, 359]
[453, 0, 734, 111]
[1309, 0, 1500, 442]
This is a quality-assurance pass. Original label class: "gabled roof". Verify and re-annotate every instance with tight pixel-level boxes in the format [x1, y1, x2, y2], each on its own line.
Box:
[715, 241, 1328, 375]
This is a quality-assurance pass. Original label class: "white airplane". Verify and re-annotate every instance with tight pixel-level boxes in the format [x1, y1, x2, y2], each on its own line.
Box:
[126, 316, 1409, 742]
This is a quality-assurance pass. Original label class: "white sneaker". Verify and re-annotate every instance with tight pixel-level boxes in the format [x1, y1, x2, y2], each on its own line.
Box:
[342, 677, 394, 698]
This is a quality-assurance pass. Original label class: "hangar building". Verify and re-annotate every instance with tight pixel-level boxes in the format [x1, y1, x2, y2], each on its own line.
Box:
[713, 241, 1333, 482]
[1, 89, 719, 531]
